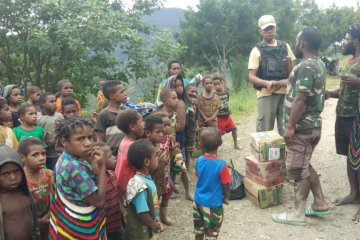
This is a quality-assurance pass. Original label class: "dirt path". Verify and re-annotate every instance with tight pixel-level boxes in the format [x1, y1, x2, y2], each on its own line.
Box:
[159, 98, 360, 240]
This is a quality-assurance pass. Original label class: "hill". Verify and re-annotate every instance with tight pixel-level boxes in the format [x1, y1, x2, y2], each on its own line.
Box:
[142, 8, 184, 32]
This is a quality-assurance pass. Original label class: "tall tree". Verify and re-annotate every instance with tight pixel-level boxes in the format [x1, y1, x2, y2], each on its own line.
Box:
[0, 0, 162, 101]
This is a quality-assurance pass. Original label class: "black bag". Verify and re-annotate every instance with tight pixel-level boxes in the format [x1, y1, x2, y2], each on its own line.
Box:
[229, 159, 245, 200]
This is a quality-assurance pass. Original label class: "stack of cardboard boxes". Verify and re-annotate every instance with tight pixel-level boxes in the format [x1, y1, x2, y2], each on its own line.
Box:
[244, 131, 286, 209]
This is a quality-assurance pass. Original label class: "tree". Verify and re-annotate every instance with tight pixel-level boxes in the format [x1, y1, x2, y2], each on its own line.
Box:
[0, 0, 162, 103]
[178, 0, 298, 74]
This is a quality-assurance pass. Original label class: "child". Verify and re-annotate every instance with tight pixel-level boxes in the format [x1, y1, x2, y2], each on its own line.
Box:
[49, 117, 106, 239]
[13, 103, 46, 143]
[37, 92, 64, 170]
[60, 97, 79, 118]
[145, 115, 174, 226]
[160, 88, 192, 201]
[213, 76, 240, 149]
[55, 79, 82, 116]
[198, 76, 222, 128]
[0, 144, 40, 239]
[186, 83, 198, 96]
[125, 139, 163, 240]
[194, 127, 231, 240]
[2, 84, 22, 128]
[95, 80, 128, 156]
[19, 138, 52, 239]
[94, 142, 126, 240]
[0, 98, 19, 150]
[27, 86, 41, 112]
[188, 92, 202, 158]
[115, 108, 144, 202]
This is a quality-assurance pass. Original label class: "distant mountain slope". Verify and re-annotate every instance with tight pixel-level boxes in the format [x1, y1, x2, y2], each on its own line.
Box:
[142, 8, 184, 32]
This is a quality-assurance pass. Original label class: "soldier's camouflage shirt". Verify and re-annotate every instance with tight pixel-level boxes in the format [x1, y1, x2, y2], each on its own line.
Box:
[336, 59, 360, 117]
[284, 56, 326, 131]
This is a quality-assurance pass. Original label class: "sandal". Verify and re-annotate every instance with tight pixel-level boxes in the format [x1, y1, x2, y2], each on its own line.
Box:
[272, 212, 306, 226]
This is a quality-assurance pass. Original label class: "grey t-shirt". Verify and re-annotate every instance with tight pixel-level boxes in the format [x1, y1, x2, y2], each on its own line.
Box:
[95, 109, 124, 155]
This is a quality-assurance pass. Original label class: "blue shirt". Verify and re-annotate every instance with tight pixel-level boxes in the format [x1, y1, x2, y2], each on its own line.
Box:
[132, 174, 160, 217]
[194, 155, 231, 208]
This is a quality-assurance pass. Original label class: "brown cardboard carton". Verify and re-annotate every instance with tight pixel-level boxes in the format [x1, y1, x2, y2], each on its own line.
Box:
[250, 131, 285, 162]
[245, 155, 283, 187]
[244, 177, 283, 209]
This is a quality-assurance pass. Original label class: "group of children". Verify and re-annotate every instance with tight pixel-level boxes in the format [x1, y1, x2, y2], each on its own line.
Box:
[0, 60, 236, 239]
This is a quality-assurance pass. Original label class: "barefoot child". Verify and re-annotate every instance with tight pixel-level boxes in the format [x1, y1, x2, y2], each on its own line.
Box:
[160, 88, 192, 200]
[213, 76, 240, 149]
[19, 138, 52, 239]
[49, 117, 106, 239]
[194, 127, 231, 240]
[125, 139, 163, 239]
[2, 84, 22, 128]
[145, 115, 174, 226]
[0, 98, 19, 150]
[0, 144, 40, 239]
[13, 103, 46, 143]
[198, 77, 222, 129]
[115, 109, 145, 202]
[94, 142, 126, 240]
[37, 92, 64, 170]
[55, 79, 82, 116]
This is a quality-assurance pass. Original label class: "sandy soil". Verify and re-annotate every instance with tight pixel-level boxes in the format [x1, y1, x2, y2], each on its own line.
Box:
[158, 98, 360, 240]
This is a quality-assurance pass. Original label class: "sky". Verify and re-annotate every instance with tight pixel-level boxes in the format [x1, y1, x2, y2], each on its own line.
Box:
[160, 0, 359, 9]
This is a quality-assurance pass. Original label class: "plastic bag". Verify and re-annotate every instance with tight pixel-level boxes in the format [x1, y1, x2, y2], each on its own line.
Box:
[229, 159, 245, 200]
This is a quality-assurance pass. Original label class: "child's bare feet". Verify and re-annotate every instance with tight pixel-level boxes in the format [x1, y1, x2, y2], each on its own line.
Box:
[234, 145, 240, 150]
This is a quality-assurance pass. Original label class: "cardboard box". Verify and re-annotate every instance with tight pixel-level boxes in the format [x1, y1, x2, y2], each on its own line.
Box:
[244, 177, 283, 209]
[245, 155, 283, 187]
[246, 170, 283, 187]
[250, 131, 285, 162]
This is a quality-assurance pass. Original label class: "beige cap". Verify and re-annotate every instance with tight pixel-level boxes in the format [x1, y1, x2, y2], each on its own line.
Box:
[258, 15, 276, 30]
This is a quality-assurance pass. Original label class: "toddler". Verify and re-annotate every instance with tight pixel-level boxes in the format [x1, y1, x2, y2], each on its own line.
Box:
[2, 84, 22, 128]
[0, 98, 18, 150]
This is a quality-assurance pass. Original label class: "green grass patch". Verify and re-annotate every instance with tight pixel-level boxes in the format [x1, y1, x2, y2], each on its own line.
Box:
[228, 86, 257, 121]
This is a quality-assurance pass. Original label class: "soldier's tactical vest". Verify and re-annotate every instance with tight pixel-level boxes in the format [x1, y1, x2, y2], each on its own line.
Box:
[254, 40, 288, 90]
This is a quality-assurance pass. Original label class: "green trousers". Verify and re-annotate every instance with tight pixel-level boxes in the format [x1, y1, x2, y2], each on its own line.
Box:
[256, 94, 285, 135]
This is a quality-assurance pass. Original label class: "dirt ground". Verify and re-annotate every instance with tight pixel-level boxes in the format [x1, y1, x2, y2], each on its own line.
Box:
[159, 98, 360, 240]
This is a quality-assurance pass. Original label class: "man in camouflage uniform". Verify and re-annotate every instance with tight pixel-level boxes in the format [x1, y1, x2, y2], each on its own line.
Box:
[272, 27, 331, 226]
[327, 24, 360, 208]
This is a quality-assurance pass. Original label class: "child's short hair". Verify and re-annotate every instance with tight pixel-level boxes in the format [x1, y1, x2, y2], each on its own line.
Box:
[102, 80, 122, 100]
[39, 92, 54, 104]
[61, 97, 77, 112]
[186, 83, 196, 91]
[116, 109, 141, 134]
[18, 103, 35, 117]
[18, 137, 44, 156]
[56, 117, 92, 142]
[202, 76, 213, 86]
[27, 86, 41, 96]
[200, 127, 222, 152]
[212, 76, 224, 83]
[57, 79, 71, 91]
[160, 88, 176, 103]
[151, 110, 169, 119]
[144, 115, 163, 132]
[127, 139, 154, 170]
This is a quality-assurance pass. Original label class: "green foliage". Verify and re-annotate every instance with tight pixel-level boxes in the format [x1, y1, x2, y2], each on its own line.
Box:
[230, 56, 248, 92]
[0, 0, 162, 105]
[179, 0, 298, 74]
[228, 87, 257, 120]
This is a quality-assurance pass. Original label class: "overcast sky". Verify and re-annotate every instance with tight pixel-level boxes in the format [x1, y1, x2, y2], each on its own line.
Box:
[160, 0, 359, 9]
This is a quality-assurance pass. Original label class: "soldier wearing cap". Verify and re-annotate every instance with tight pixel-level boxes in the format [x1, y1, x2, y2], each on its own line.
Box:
[248, 15, 296, 135]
